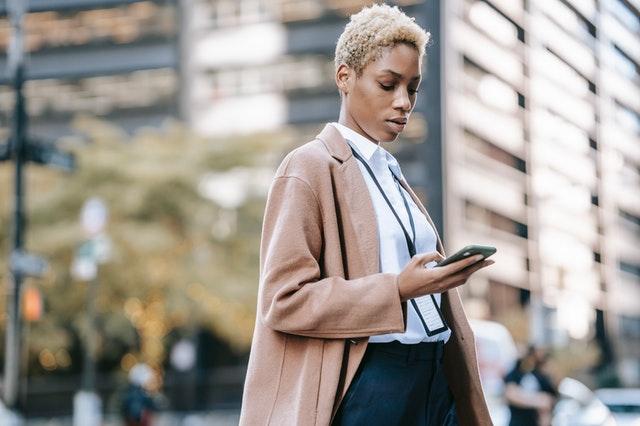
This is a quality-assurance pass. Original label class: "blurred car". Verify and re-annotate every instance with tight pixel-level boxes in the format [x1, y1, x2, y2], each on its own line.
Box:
[595, 388, 640, 426]
[470, 319, 518, 426]
[553, 377, 617, 426]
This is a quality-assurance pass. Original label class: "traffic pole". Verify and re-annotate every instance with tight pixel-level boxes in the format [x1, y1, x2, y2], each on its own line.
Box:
[3, 0, 28, 413]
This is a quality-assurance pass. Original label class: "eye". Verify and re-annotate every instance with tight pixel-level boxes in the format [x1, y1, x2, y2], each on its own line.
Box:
[409, 88, 419, 95]
[379, 83, 394, 91]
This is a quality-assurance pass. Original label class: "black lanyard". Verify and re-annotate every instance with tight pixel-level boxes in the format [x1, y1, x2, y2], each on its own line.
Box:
[349, 145, 449, 336]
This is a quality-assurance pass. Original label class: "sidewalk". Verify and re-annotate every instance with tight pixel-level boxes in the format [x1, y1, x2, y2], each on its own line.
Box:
[24, 409, 240, 426]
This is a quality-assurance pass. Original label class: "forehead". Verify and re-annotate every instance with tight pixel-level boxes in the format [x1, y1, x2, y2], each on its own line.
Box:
[365, 44, 421, 80]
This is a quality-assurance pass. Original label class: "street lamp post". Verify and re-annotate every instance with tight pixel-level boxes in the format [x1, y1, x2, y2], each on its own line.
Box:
[71, 198, 111, 426]
[3, 0, 28, 415]
[1, 1, 75, 419]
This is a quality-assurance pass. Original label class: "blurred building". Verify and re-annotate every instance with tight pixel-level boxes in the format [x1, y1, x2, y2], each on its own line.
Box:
[0, 0, 180, 141]
[183, 0, 640, 386]
[440, 0, 640, 387]
[2, 0, 638, 386]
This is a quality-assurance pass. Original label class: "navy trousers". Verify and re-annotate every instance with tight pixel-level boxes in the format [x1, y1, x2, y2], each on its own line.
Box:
[332, 341, 459, 426]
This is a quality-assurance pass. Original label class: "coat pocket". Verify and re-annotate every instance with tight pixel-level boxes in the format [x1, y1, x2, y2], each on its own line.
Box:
[270, 335, 325, 425]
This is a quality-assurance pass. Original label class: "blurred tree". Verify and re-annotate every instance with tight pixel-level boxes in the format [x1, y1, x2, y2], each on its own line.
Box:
[0, 115, 295, 374]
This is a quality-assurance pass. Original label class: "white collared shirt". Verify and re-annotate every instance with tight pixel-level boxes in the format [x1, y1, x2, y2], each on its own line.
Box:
[330, 122, 451, 344]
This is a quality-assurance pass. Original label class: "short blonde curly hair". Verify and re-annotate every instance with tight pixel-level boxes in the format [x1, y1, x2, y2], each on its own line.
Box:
[334, 3, 431, 78]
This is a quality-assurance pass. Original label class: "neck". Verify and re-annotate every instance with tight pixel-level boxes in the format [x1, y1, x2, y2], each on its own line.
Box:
[338, 106, 379, 146]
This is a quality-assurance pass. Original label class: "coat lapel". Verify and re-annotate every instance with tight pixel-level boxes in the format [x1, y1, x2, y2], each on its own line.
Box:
[315, 124, 380, 279]
[315, 123, 450, 297]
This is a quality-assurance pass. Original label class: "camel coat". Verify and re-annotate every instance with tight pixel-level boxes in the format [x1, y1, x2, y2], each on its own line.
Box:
[239, 124, 492, 425]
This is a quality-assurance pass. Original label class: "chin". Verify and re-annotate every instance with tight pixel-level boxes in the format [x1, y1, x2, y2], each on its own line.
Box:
[380, 132, 400, 143]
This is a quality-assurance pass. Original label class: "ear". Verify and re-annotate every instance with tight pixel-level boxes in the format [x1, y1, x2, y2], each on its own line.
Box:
[335, 64, 352, 96]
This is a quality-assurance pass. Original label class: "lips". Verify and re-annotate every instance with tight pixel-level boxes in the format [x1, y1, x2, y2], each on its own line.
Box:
[387, 117, 408, 134]
[386, 120, 406, 133]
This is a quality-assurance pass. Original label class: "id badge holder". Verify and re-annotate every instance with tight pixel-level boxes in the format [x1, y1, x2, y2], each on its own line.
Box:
[410, 295, 449, 336]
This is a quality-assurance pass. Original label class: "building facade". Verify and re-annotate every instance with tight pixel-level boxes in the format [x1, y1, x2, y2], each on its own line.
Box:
[0, 0, 180, 141]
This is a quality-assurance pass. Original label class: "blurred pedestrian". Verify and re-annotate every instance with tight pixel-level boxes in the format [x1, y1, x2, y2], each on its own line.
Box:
[121, 363, 158, 426]
[240, 4, 494, 425]
[504, 346, 558, 426]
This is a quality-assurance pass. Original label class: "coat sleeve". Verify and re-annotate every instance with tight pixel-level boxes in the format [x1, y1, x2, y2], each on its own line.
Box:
[257, 175, 407, 338]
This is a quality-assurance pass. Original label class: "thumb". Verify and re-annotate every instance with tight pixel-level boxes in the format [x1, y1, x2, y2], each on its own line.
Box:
[411, 251, 444, 267]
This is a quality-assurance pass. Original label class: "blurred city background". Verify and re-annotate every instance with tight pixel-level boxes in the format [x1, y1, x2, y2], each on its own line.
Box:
[0, 0, 638, 425]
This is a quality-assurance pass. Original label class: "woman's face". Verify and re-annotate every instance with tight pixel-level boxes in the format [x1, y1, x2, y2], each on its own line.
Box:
[337, 43, 421, 143]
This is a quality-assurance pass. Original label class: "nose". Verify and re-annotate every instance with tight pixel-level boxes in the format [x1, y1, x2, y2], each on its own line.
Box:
[393, 87, 412, 111]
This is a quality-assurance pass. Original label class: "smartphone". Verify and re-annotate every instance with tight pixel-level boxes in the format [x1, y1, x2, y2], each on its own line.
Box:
[436, 244, 496, 267]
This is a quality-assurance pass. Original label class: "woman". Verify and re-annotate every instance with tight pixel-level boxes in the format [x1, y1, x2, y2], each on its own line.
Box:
[240, 4, 493, 425]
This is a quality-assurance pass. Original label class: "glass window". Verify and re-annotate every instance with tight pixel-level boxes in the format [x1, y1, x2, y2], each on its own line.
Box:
[463, 129, 526, 172]
[603, 0, 640, 32]
[619, 261, 640, 278]
[467, 1, 519, 48]
[464, 200, 528, 238]
[21, 69, 177, 117]
[618, 209, 640, 233]
[620, 315, 640, 339]
[0, 2, 177, 53]
[536, 0, 595, 43]
[614, 101, 640, 134]
[610, 44, 640, 80]
[209, 57, 332, 97]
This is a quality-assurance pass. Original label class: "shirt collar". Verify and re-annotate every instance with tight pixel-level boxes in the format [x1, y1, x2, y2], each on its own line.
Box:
[330, 122, 379, 161]
[329, 122, 404, 180]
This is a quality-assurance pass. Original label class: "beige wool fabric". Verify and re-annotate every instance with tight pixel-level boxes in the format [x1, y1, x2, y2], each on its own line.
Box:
[239, 124, 492, 426]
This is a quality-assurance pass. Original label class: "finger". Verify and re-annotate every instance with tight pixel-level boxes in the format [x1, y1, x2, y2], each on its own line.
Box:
[437, 260, 493, 291]
[459, 259, 494, 274]
[438, 276, 467, 292]
[411, 251, 445, 266]
[439, 254, 485, 275]
[444, 260, 493, 286]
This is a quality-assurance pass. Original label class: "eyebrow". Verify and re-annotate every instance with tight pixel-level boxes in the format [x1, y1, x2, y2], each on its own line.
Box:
[380, 69, 421, 81]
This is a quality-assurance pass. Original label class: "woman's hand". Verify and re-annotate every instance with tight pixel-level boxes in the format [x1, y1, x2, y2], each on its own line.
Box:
[397, 251, 494, 301]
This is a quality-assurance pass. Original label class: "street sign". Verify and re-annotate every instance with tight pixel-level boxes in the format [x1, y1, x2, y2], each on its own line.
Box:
[91, 233, 112, 264]
[10, 250, 48, 278]
[71, 257, 97, 282]
[81, 198, 108, 236]
[26, 141, 75, 172]
[71, 241, 98, 281]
